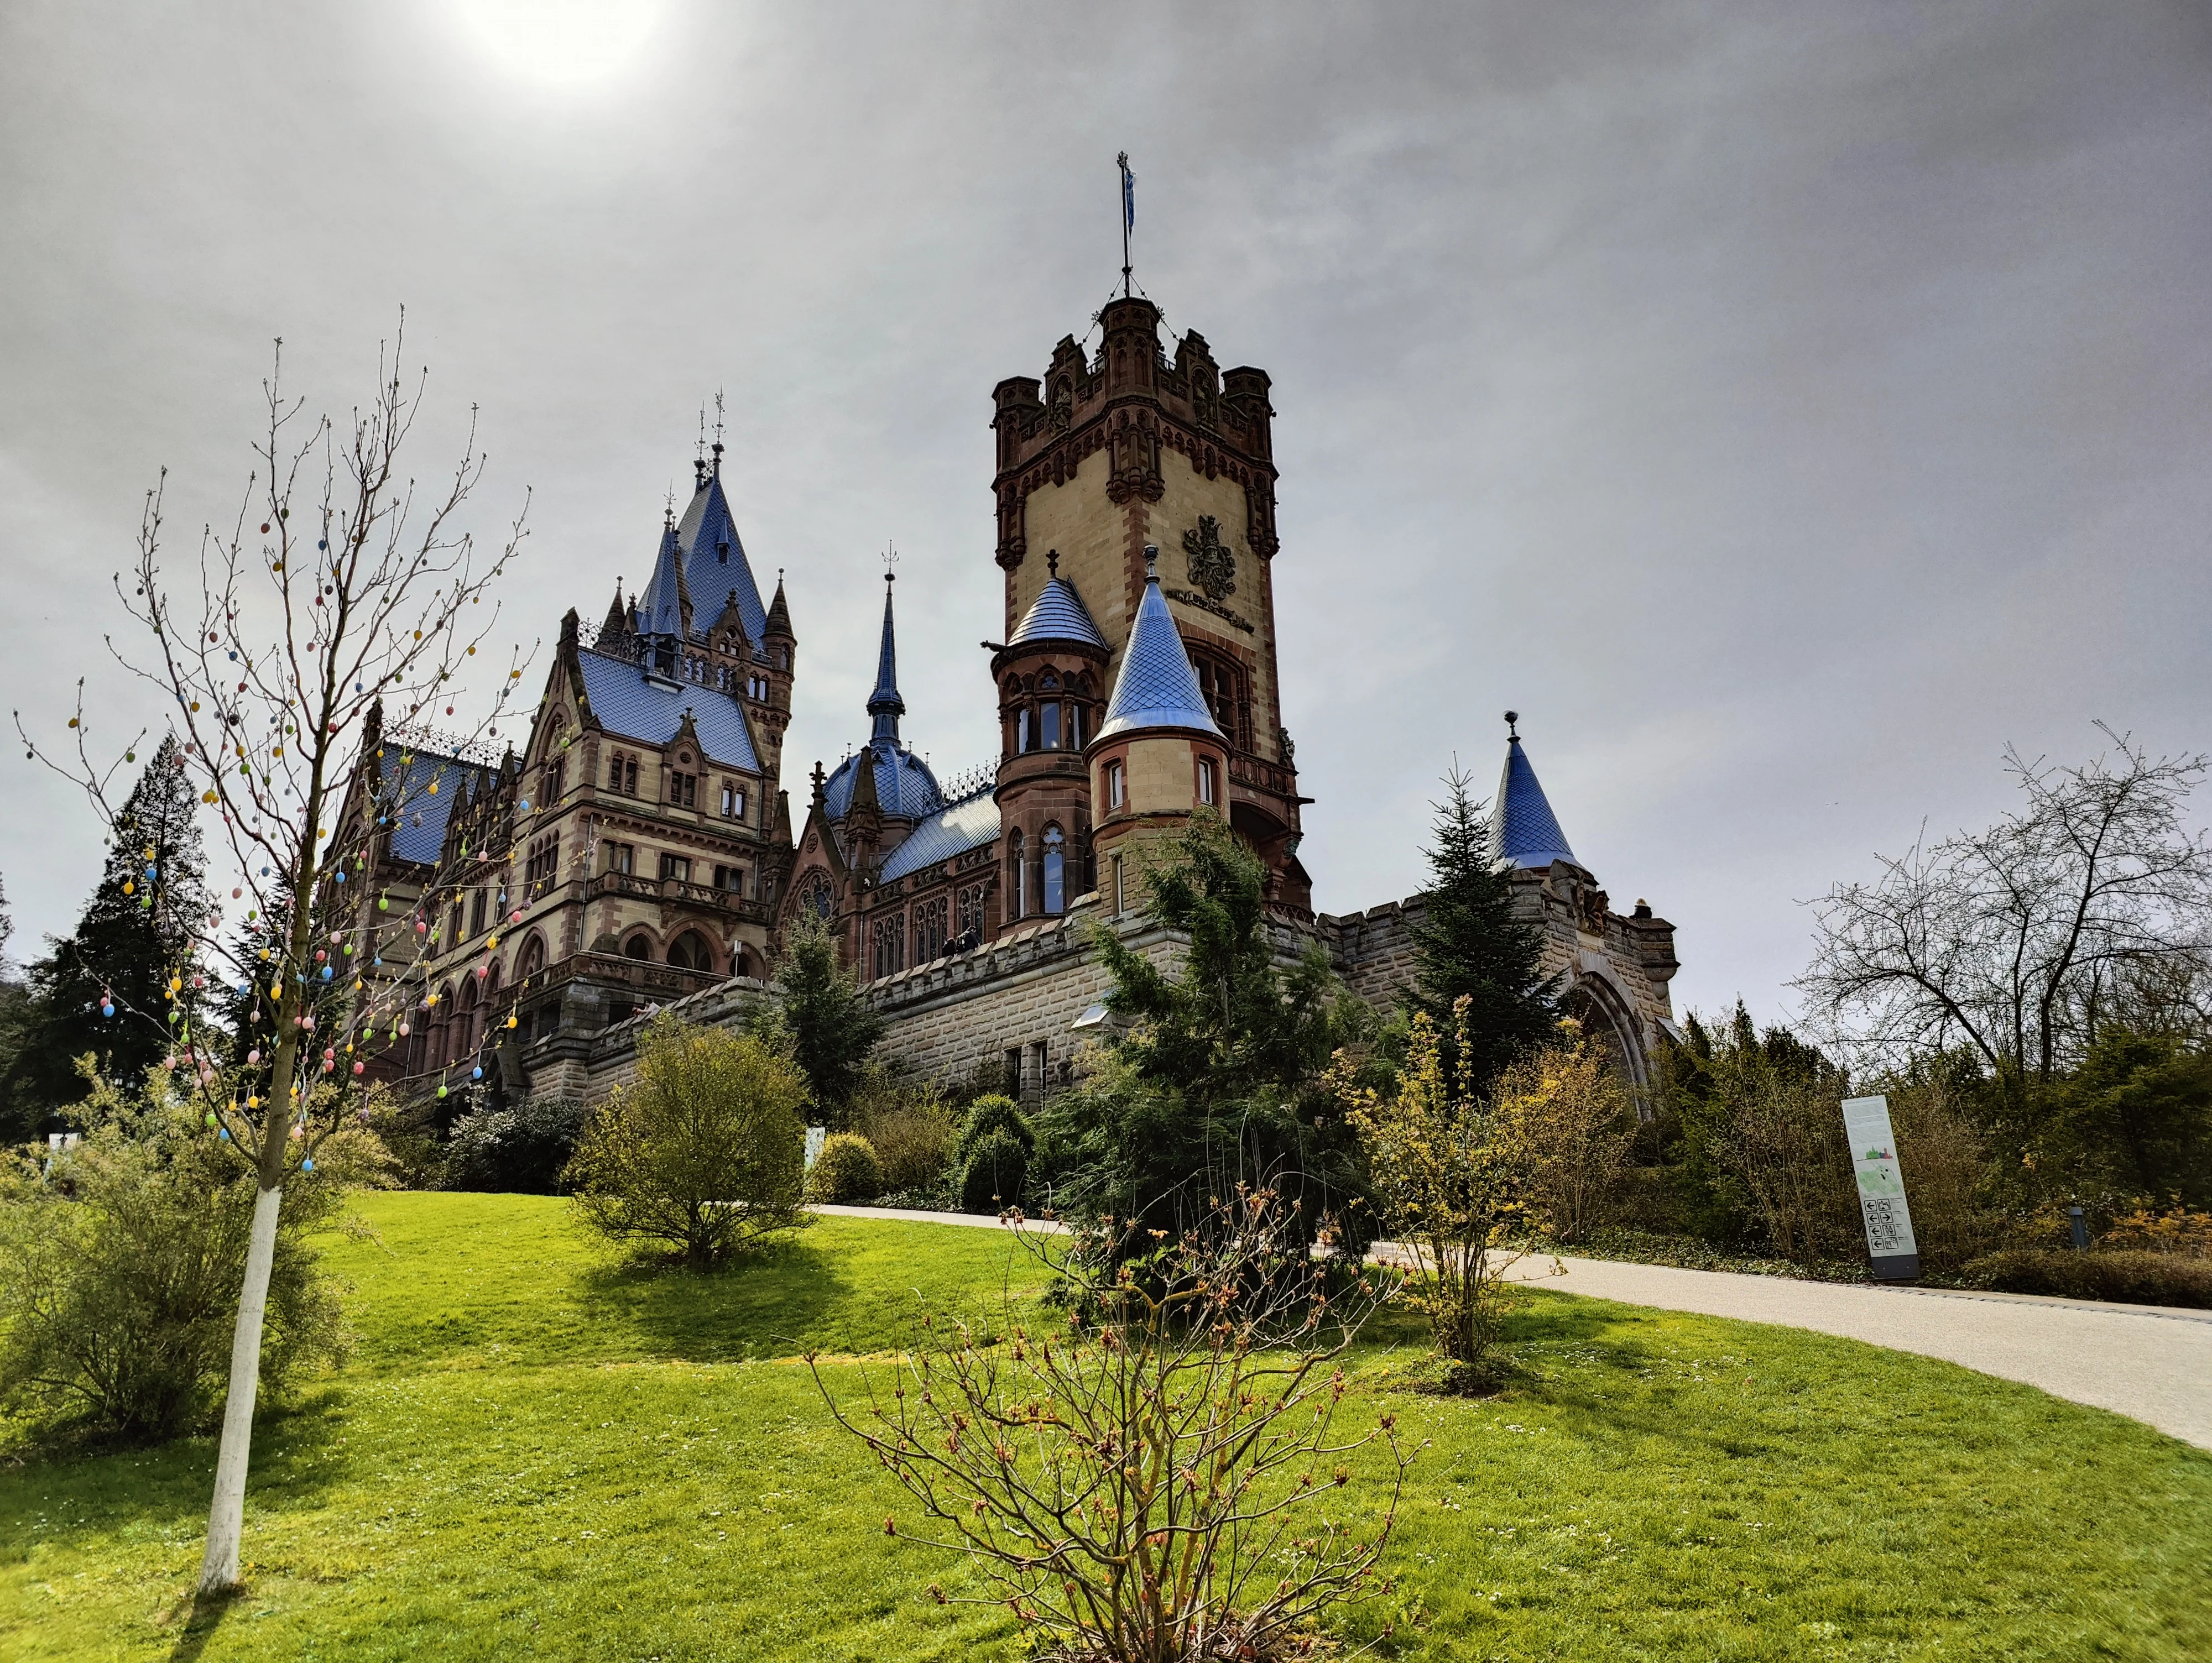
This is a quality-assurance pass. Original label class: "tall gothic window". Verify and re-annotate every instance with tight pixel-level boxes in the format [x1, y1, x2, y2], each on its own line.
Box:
[957, 882, 986, 942]
[1008, 829, 1026, 920]
[1106, 760, 1124, 810]
[1016, 707, 1032, 755]
[1042, 824, 1066, 914]
[873, 912, 906, 979]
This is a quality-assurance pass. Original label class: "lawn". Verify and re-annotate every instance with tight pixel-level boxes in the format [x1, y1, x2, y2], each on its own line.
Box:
[2, 1192, 2207, 1661]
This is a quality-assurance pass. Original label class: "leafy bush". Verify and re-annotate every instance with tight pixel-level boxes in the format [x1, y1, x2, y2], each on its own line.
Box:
[1506, 1023, 1635, 1244]
[953, 1094, 1033, 1214]
[960, 1128, 1029, 1214]
[851, 1072, 959, 1195]
[1964, 1248, 2212, 1308]
[565, 1016, 808, 1268]
[808, 1132, 883, 1203]
[1338, 1000, 1547, 1383]
[444, 1094, 586, 1194]
[0, 1095, 346, 1443]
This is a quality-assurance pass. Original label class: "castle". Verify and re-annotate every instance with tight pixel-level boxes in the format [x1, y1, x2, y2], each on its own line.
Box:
[333, 292, 1680, 1109]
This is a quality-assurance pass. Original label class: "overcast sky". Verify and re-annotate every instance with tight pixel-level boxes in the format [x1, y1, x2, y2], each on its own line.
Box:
[2, 1, 2206, 1027]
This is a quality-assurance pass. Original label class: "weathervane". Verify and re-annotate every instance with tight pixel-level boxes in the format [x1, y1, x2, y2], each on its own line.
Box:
[1117, 151, 1135, 299]
[882, 541, 899, 584]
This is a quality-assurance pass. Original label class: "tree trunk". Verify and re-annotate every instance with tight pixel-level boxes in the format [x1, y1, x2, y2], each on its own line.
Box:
[197, 1180, 284, 1593]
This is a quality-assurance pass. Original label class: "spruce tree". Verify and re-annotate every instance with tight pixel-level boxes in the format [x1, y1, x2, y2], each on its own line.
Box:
[9, 737, 210, 1117]
[769, 910, 886, 1123]
[1404, 766, 1557, 1094]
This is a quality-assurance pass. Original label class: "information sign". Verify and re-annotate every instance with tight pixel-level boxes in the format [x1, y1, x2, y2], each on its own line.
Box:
[1841, 1094, 1918, 1280]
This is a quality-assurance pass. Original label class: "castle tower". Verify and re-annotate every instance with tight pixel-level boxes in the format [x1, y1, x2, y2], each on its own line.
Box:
[1087, 547, 1232, 915]
[993, 551, 1111, 922]
[992, 296, 1307, 909]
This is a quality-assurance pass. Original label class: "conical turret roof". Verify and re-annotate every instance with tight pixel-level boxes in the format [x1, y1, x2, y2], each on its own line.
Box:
[636, 516, 689, 638]
[1095, 561, 1223, 743]
[1008, 569, 1107, 651]
[1493, 724, 1577, 869]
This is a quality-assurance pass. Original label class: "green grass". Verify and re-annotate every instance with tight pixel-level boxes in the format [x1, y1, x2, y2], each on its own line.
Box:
[2, 1193, 2207, 1661]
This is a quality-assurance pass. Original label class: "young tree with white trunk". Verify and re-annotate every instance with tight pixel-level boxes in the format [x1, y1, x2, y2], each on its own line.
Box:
[16, 326, 527, 1593]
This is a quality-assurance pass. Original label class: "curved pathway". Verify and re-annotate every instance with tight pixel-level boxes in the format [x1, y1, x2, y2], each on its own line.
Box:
[812, 1206, 2212, 1448]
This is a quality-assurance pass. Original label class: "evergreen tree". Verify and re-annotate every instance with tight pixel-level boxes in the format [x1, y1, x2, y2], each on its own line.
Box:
[1404, 767, 1557, 1095]
[769, 910, 886, 1123]
[1038, 814, 1372, 1254]
[7, 738, 210, 1121]
[0, 872, 38, 1142]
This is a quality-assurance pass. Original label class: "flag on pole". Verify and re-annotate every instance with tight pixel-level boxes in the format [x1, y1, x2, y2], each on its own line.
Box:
[1120, 153, 1135, 231]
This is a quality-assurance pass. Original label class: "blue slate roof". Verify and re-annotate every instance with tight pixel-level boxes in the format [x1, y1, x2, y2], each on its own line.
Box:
[1095, 569, 1224, 743]
[380, 750, 491, 864]
[877, 787, 1001, 882]
[634, 472, 770, 651]
[1007, 574, 1107, 651]
[636, 520, 688, 637]
[1494, 735, 1577, 869]
[824, 739, 944, 821]
[576, 647, 761, 772]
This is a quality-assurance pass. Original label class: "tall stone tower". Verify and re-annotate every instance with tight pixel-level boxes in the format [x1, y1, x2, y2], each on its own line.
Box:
[991, 297, 1309, 910]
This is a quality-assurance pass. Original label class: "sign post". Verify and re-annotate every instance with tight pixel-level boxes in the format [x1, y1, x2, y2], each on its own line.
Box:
[1841, 1094, 1918, 1281]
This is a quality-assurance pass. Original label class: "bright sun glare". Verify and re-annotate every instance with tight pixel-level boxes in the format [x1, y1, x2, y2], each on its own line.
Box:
[447, 0, 673, 93]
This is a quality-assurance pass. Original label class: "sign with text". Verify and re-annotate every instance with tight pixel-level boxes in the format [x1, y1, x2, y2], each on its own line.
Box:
[1842, 1094, 1919, 1280]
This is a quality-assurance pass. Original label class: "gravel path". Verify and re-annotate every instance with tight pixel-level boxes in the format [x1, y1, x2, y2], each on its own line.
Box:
[813, 1205, 2212, 1447]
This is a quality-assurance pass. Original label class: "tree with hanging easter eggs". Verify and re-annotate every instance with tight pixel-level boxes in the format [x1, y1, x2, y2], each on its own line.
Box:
[14, 320, 530, 1596]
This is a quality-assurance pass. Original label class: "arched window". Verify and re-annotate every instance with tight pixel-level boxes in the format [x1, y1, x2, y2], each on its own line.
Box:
[1008, 829, 1026, 921]
[623, 933, 652, 961]
[1042, 824, 1066, 915]
[667, 932, 713, 972]
[1040, 698, 1061, 750]
[1016, 706, 1033, 754]
[518, 934, 547, 979]
[456, 976, 478, 1060]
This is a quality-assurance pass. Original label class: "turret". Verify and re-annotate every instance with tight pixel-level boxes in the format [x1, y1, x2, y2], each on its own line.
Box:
[1084, 546, 1230, 916]
[992, 550, 1109, 922]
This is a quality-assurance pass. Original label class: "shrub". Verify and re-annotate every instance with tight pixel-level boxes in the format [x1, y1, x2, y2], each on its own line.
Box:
[954, 1094, 1033, 1214]
[808, 1132, 884, 1202]
[1720, 1073, 1861, 1268]
[1337, 1000, 1547, 1383]
[0, 1097, 346, 1443]
[1887, 1079, 2004, 1271]
[565, 1016, 808, 1268]
[851, 1071, 959, 1195]
[1964, 1248, 2212, 1309]
[1507, 1023, 1635, 1244]
[444, 1094, 586, 1194]
[959, 1128, 1028, 1214]
[810, 1189, 1407, 1659]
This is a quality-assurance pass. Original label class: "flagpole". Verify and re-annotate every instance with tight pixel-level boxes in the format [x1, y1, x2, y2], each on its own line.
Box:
[1117, 150, 1133, 298]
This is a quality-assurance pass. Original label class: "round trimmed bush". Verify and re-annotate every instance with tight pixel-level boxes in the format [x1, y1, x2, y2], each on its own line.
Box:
[956, 1094, 1035, 1163]
[961, 1126, 1029, 1215]
[810, 1131, 884, 1202]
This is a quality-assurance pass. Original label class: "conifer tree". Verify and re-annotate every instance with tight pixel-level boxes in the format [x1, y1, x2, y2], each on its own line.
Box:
[9, 736, 210, 1116]
[1404, 766, 1557, 1094]
[769, 909, 885, 1122]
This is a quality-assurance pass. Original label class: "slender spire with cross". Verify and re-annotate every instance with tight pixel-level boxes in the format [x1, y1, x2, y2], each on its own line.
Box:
[868, 542, 904, 742]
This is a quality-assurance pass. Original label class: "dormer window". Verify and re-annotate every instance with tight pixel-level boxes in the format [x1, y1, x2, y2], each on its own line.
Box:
[669, 769, 698, 808]
[721, 781, 747, 820]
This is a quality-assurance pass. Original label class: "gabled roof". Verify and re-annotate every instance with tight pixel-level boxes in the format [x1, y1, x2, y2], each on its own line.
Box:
[575, 647, 761, 772]
[877, 787, 1000, 882]
[380, 749, 494, 864]
[1007, 573, 1107, 652]
[1494, 734, 1577, 869]
[1095, 567, 1224, 743]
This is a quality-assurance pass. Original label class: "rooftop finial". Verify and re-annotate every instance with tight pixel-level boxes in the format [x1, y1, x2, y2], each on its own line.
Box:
[882, 540, 899, 583]
[1117, 151, 1135, 299]
[1143, 542, 1159, 579]
[696, 406, 707, 463]
[664, 484, 676, 525]
[1505, 709, 1520, 739]
[1047, 548, 1060, 577]
[712, 389, 726, 474]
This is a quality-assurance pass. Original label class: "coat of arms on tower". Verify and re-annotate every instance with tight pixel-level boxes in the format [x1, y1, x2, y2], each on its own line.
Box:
[1182, 515, 1237, 601]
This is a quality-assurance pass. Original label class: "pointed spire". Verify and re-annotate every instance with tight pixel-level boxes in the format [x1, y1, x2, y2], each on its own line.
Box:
[1096, 546, 1224, 742]
[765, 571, 793, 640]
[1493, 710, 1577, 869]
[867, 570, 904, 742]
[602, 579, 628, 641]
